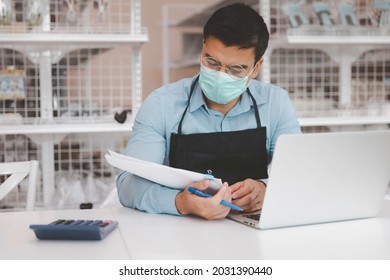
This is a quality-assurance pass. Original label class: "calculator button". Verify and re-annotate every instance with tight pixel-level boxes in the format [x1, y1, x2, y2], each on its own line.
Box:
[91, 220, 103, 226]
[71, 220, 84, 225]
[50, 219, 66, 225]
[79, 220, 94, 226]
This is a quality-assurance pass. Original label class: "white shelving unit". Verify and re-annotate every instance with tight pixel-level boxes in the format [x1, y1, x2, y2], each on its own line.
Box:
[162, 0, 390, 131]
[268, 0, 390, 128]
[0, 0, 148, 209]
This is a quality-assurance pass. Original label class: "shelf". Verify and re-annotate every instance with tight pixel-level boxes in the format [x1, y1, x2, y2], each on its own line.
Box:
[287, 35, 390, 45]
[0, 32, 149, 64]
[0, 122, 132, 135]
[287, 27, 390, 45]
[0, 33, 148, 47]
[299, 116, 390, 127]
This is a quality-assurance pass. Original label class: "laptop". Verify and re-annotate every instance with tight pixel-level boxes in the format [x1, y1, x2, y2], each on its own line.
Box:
[228, 130, 390, 229]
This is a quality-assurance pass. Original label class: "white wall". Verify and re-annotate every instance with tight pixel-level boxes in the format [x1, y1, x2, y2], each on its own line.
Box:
[141, 0, 218, 98]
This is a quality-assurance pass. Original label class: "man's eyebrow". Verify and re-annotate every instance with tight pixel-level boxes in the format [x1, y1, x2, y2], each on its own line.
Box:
[204, 52, 249, 69]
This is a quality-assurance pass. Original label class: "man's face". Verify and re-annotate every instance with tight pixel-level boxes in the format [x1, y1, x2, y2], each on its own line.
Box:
[201, 36, 262, 83]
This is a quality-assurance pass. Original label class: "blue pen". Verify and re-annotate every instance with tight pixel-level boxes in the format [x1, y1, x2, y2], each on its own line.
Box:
[186, 187, 243, 211]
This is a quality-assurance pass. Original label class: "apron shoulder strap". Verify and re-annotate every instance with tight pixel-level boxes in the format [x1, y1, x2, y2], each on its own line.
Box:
[247, 88, 262, 128]
[177, 75, 199, 134]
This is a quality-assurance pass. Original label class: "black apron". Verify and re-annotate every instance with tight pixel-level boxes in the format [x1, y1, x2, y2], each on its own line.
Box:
[169, 76, 268, 185]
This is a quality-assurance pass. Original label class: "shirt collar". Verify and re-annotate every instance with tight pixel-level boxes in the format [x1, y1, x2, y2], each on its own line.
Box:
[188, 80, 206, 113]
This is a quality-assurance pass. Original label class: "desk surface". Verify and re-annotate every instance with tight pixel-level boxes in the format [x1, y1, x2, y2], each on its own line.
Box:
[1, 200, 390, 260]
[0, 208, 130, 260]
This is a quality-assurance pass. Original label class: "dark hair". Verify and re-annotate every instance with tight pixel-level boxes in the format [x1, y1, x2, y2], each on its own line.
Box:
[203, 3, 269, 62]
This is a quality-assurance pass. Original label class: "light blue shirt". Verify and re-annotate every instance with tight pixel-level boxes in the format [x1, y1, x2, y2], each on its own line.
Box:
[116, 76, 301, 215]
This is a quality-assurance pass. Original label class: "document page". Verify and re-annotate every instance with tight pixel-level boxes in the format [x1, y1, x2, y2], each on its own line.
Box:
[105, 150, 222, 191]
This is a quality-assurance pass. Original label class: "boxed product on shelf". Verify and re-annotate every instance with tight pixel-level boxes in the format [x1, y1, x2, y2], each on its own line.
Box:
[0, 68, 25, 99]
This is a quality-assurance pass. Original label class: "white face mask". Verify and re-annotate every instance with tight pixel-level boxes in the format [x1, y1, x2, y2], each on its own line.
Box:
[199, 64, 253, 105]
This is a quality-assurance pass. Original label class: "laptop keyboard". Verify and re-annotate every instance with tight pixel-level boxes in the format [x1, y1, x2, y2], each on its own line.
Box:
[243, 213, 261, 221]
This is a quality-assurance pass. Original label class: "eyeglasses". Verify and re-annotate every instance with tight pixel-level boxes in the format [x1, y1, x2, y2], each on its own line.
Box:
[201, 56, 255, 79]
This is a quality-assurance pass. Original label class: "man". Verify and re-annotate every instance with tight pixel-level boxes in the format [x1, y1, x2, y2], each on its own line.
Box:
[116, 3, 301, 220]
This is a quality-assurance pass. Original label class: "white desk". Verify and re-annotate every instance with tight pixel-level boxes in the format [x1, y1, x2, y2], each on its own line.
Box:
[0, 208, 130, 260]
[1, 200, 390, 260]
[115, 200, 390, 260]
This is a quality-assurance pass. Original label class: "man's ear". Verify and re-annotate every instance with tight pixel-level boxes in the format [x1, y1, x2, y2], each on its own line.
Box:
[251, 58, 264, 79]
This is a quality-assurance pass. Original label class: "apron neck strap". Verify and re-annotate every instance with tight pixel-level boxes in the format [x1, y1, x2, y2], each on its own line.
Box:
[177, 75, 262, 134]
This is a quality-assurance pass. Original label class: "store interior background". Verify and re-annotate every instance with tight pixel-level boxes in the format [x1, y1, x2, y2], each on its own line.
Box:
[141, 0, 220, 96]
[0, 0, 389, 211]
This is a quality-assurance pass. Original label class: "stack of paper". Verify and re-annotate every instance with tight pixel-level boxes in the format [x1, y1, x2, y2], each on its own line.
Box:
[105, 150, 222, 191]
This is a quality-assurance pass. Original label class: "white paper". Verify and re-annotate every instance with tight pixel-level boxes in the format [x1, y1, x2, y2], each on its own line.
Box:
[105, 150, 222, 191]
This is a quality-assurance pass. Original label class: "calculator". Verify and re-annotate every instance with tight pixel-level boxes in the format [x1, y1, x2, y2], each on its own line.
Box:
[29, 219, 119, 241]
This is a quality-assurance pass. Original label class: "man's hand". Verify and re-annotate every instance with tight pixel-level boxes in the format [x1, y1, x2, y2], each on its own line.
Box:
[229, 179, 266, 212]
[175, 180, 231, 220]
